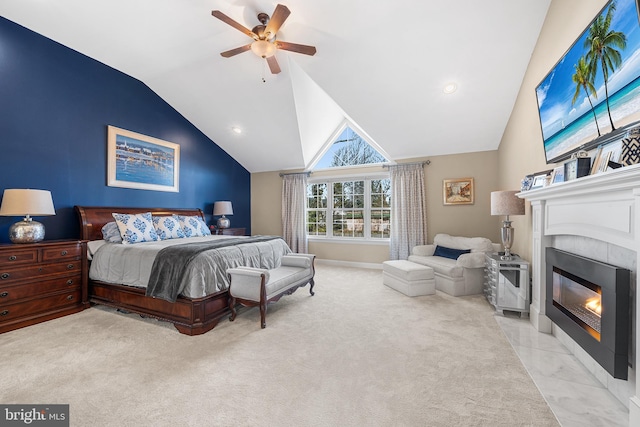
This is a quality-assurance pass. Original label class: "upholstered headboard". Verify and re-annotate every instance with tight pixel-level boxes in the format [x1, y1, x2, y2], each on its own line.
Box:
[74, 206, 205, 241]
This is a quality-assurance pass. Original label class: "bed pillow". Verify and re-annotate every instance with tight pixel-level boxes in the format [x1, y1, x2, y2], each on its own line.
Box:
[112, 212, 160, 245]
[433, 245, 471, 260]
[101, 221, 122, 243]
[152, 215, 185, 240]
[174, 215, 211, 237]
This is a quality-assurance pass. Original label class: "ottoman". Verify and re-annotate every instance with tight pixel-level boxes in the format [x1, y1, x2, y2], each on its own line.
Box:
[382, 260, 435, 297]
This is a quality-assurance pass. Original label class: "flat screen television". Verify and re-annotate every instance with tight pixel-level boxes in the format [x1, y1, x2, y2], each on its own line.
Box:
[536, 0, 640, 163]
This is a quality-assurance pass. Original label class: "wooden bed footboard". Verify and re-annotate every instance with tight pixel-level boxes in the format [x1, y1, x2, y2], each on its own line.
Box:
[75, 205, 231, 335]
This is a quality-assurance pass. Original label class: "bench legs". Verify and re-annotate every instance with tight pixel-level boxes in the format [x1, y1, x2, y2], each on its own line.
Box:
[229, 295, 237, 321]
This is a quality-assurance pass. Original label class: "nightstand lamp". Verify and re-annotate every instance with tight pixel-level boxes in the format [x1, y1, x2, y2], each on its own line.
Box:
[213, 201, 233, 229]
[490, 190, 525, 260]
[0, 189, 56, 243]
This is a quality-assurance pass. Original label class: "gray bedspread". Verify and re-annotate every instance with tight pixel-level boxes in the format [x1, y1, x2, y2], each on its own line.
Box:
[146, 235, 283, 302]
[88, 235, 292, 300]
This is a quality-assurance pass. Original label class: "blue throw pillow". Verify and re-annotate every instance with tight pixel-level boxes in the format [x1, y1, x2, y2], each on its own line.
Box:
[433, 245, 471, 260]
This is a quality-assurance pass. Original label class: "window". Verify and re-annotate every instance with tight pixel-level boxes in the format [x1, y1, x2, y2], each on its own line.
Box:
[307, 176, 391, 240]
[314, 126, 387, 169]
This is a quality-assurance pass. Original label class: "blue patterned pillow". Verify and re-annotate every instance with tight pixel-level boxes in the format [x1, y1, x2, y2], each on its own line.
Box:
[173, 215, 211, 238]
[152, 215, 185, 240]
[112, 212, 160, 245]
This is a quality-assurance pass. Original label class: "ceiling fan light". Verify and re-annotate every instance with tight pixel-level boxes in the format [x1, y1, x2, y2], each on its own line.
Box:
[251, 40, 276, 58]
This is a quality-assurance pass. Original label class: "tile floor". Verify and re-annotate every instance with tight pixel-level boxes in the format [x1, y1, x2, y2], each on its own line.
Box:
[495, 314, 629, 427]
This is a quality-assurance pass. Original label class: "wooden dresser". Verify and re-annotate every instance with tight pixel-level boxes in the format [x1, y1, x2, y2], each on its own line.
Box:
[0, 240, 88, 333]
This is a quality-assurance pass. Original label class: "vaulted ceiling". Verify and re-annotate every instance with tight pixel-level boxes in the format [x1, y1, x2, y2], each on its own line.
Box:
[0, 0, 551, 173]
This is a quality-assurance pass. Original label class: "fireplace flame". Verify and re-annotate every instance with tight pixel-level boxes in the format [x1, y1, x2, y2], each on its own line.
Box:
[585, 297, 602, 317]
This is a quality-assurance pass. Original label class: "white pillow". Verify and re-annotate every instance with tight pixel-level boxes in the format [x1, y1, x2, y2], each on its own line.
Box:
[101, 221, 122, 243]
[152, 215, 185, 240]
[112, 212, 160, 245]
[173, 215, 211, 237]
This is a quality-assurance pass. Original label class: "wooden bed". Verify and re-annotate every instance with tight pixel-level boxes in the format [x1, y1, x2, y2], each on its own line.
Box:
[75, 206, 231, 335]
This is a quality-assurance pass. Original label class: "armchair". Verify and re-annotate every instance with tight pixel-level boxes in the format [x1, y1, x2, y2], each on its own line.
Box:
[408, 233, 500, 296]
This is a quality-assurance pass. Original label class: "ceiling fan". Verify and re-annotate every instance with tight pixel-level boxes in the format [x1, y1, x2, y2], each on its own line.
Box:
[211, 4, 316, 74]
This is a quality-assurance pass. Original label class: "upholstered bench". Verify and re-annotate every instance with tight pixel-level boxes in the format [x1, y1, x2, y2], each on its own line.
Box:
[227, 254, 315, 328]
[382, 260, 435, 297]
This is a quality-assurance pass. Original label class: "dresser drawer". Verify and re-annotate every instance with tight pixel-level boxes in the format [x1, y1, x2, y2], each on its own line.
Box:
[0, 249, 38, 267]
[0, 289, 82, 321]
[0, 275, 81, 304]
[0, 260, 81, 285]
[42, 244, 82, 262]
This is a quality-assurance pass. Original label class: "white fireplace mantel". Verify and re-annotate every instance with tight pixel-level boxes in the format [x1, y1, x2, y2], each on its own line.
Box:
[520, 163, 640, 426]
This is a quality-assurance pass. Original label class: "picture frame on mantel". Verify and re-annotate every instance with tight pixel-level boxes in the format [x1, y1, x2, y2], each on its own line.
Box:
[107, 125, 180, 192]
[443, 178, 474, 205]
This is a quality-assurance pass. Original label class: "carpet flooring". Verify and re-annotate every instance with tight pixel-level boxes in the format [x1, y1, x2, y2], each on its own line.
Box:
[0, 264, 559, 426]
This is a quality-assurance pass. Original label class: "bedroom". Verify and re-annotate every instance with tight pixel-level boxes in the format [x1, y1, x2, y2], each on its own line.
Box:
[1, 1, 639, 426]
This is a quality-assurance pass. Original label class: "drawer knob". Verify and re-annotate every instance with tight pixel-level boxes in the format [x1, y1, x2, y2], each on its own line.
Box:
[0, 273, 9, 280]
[0, 291, 8, 298]
[61, 250, 68, 256]
[67, 279, 74, 285]
[67, 264, 74, 270]
[66, 295, 74, 301]
[0, 310, 8, 316]
[8, 255, 17, 261]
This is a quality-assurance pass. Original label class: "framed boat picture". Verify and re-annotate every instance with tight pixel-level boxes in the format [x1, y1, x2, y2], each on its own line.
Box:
[107, 125, 180, 192]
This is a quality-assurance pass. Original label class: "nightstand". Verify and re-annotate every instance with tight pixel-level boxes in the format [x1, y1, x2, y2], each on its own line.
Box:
[0, 240, 88, 333]
[215, 228, 246, 236]
[484, 253, 530, 316]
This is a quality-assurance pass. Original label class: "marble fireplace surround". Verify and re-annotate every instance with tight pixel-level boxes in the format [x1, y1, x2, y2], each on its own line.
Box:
[521, 163, 640, 426]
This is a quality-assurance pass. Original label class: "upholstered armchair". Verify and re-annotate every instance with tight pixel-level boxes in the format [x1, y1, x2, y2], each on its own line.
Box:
[408, 233, 500, 296]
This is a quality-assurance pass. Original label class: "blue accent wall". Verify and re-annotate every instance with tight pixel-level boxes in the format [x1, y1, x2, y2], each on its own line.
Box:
[0, 17, 250, 244]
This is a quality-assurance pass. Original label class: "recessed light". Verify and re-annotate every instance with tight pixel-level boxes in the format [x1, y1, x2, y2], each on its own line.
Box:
[231, 126, 242, 134]
[443, 83, 458, 94]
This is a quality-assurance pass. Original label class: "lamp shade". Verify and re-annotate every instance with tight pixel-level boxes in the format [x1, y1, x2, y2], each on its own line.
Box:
[490, 191, 524, 216]
[0, 189, 56, 217]
[251, 40, 276, 58]
[213, 201, 233, 216]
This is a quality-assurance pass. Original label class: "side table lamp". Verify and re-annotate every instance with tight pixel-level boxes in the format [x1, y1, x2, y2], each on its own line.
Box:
[0, 189, 56, 243]
[213, 201, 233, 229]
[490, 190, 525, 260]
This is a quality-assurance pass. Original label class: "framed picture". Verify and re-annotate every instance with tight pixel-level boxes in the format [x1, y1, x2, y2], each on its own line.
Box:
[443, 178, 474, 205]
[107, 125, 180, 192]
[551, 165, 565, 184]
[530, 170, 552, 189]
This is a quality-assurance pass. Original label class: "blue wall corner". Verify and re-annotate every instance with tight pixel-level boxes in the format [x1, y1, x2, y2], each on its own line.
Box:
[0, 17, 251, 243]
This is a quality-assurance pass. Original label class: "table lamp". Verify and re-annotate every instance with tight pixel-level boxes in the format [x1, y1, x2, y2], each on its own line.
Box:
[0, 189, 56, 243]
[213, 201, 233, 229]
[490, 190, 525, 260]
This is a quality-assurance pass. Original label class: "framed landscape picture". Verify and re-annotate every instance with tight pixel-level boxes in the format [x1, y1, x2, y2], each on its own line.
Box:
[107, 125, 180, 192]
[443, 178, 474, 205]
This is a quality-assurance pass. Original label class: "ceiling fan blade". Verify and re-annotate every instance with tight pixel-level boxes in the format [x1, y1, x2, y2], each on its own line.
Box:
[266, 56, 281, 74]
[275, 41, 317, 56]
[220, 44, 252, 58]
[264, 4, 291, 39]
[211, 10, 258, 40]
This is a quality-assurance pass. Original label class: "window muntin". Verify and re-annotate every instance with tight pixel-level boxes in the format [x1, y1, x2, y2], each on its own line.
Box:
[307, 177, 390, 240]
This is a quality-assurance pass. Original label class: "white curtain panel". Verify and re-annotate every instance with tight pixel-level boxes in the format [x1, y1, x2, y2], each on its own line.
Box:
[389, 163, 427, 260]
[281, 173, 308, 253]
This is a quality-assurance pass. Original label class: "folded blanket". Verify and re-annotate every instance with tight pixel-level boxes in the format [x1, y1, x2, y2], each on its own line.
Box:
[146, 235, 283, 302]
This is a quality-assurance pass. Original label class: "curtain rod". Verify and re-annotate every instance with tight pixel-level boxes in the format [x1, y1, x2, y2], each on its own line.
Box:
[279, 171, 312, 177]
[382, 160, 430, 168]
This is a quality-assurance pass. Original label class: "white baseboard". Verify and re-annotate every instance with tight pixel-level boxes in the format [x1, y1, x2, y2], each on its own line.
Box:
[315, 259, 383, 270]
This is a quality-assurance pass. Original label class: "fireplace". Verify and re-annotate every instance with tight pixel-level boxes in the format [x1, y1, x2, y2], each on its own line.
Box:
[546, 247, 630, 379]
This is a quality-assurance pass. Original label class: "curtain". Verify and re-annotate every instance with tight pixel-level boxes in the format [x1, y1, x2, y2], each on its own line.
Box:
[389, 163, 426, 260]
[282, 173, 308, 253]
